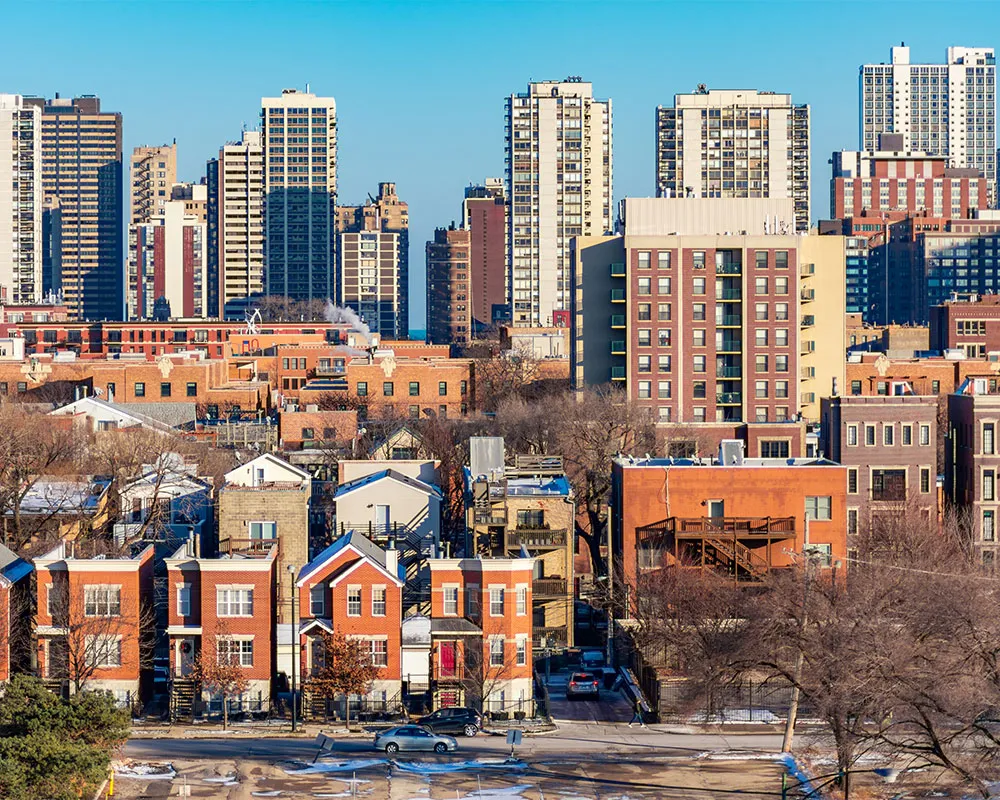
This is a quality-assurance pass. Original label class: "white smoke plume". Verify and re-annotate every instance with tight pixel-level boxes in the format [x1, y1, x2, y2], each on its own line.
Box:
[324, 301, 372, 345]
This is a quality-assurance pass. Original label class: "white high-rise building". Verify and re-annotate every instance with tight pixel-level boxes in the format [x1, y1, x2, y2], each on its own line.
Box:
[860, 46, 996, 197]
[0, 95, 42, 304]
[505, 79, 612, 327]
[261, 89, 337, 303]
[655, 89, 811, 233]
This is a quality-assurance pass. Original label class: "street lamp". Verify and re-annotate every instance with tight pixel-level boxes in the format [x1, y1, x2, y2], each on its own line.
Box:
[287, 563, 298, 733]
[782, 766, 900, 800]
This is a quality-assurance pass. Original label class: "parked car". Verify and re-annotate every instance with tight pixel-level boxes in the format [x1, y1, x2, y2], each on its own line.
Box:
[580, 649, 606, 676]
[566, 671, 600, 700]
[417, 706, 483, 737]
[373, 725, 458, 754]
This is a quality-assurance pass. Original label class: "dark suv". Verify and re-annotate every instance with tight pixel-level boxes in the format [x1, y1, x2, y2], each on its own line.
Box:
[417, 706, 483, 737]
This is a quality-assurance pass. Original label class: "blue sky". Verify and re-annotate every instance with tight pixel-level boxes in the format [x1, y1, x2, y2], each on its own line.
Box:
[3, 0, 995, 333]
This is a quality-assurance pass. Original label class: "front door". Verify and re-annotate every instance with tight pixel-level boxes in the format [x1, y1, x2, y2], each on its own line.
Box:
[375, 504, 390, 535]
[440, 641, 456, 678]
[178, 639, 195, 676]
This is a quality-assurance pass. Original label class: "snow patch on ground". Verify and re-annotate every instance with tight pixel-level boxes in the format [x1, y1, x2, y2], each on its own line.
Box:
[698, 751, 785, 761]
[392, 758, 527, 775]
[688, 708, 781, 724]
[112, 761, 176, 779]
[405, 787, 533, 800]
[205, 775, 239, 785]
[284, 759, 384, 774]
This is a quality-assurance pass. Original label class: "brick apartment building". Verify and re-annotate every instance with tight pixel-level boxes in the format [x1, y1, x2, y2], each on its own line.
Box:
[945, 379, 1000, 566]
[465, 442, 575, 651]
[655, 419, 811, 461]
[279, 408, 359, 451]
[428, 557, 534, 715]
[572, 198, 846, 423]
[34, 540, 155, 707]
[295, 531, 405, 716]
[821, 395, 938, 546]
[165, 540, 278, 716]
[846, 352, 997, 398]
[0, 544, 33, 682]
[930, 294, 1000, 356]
[611, 449, 848, 600]
[426, 227, 472, 346]
[462, 180, 507, 329]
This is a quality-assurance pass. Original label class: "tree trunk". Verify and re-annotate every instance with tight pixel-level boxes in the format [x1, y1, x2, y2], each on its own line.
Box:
[222, 694, 228, 730]
[344, 692, 350, 732]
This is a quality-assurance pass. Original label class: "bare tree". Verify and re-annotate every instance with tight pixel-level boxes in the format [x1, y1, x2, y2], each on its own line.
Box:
[473, 339, 543, 414]
[306, 632, 380, 730]
[192, 620, 253, 730]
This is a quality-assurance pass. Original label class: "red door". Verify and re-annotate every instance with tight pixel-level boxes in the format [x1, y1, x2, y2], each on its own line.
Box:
[440, 642, 456, 678]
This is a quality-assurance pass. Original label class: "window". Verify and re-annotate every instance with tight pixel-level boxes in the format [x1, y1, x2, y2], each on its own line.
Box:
[658, 251, 671, 269]
[693, 251, 706, 269]
[409, 405, 420, 418]
[638, 329, 651, 347]
[693, 329, 706, 347]
[776, 380, 789, 398]
[693, 277, 706, 295]
[461, 380, 468, 396]
[85, 635, 121, 669]
[638, 381, 651, 399]
[217, 637, 253, 667]
[693, 381, 707, 399]
[409, 381, 420, 396]
[638, 303, 651, 321]
[805, 496, 832, 521]
[986, 423, 996, 455]
[438, 381, 447, 396]
[775, 355, 788, 372]
[884, 425, 894, 446]
[217, 588, 253, 617]
[919, 424, 931, 446]
[692, 303, 706, 321]
[755, 303, 768, 321]
[851, 380, 862, 395]
[177, 584, 191, 617]
[847, 425, 858, 446]
[755, 277, 769, 295]
[310, 585, 325, 616]
[248, 521, 276, 540]
[985, 511, 996, 542]
[347, 587, 362, 616]
[694, 407, 706, 422]
[775, 251, 788, 269]
[776, 329, 788, 347]
[302, 427, 315, 441]
[638, 355, 651, 373]
[693, 355, 706, 373]
[160, 382, 172, 398]
[185, 382, 197, 397]
[931, 380, 940, 394]
[985, 470, 995, 502]
[755, 355, 768, 373]
[658, 329, 671, 347]
[848, 468, 858, 494]
[638, 251, 651, 269]
[865, 425, 876, 446]
[516, 586, 527, 616]
[383, 381, 394, 396]
[755, 380, 768, 399]
[848, 509, 858, 535]
[370, 639, 388, 667]
[755, 251, 768, 269]
[776, 303, 789, 321]
[372, 587, 387, 617]
[920, 468, 931, 494]
[490, 638, 505, 667]
[776, 277, 788, 295]
[517, 509, 544, 528]
[760, 440, 789, 458]
[134, 382, 145, 397]
[872, 469, 906, 501]
[490, 587, 505, 616]
[658, 303, 671, 321]
[877, 381, 888, 396]
[357, 381, 368, 397]
[658, 381, 671, 399]
[466, 584, 479, 617]
[658, 277, 671, 295]
[755, 329, 768, 347]
[84, 586, 121, 617]
[658, 355, 671, 372]
[443, 586, 458, 616]
[638, 277, 651, 295]
[902, 425, 912, 446]
[516, 637, 527, 666]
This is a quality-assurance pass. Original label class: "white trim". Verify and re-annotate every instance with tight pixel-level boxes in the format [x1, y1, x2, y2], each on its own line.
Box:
[166, 625, 202, 635]
[327, 556, 404, 588]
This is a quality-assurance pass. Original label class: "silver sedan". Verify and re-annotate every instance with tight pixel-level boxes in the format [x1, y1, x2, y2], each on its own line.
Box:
[373, 725, 458, 754]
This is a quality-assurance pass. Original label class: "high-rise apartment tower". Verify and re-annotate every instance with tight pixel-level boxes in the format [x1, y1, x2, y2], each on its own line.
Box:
[0, 95, 43, 304]
[505, 78, 612, 327]
[130, 144, 177, 224]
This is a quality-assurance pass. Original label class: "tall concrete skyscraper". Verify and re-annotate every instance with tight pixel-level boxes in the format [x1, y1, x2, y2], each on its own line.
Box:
[505, 78, 612, 327]
[261, 89, 337, 303]
[337, 182, 409, 339]
[0, 95, 42, 304]
[655, 88, 811, 232]
[24, 95, 123, 320]
[130, 143, 176, 223]
[860, 46, 996, 196]
[207, 131, 264, 318]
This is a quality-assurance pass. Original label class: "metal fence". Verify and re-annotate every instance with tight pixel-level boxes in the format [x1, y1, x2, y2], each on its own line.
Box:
[654, 677, 806, 723]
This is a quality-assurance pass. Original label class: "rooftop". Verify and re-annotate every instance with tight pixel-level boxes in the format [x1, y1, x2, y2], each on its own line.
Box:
[10, 477, 111, 516]
[616, 456, 838, 469]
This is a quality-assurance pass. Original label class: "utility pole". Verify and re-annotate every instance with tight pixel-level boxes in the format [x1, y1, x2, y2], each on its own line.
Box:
[782, 520, 813, 753]
[288, 564, 298, 732]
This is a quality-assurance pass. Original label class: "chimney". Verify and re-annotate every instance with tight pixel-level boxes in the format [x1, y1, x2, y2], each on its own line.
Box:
[384, 539, 399, 577]
[189, 526, 200, 558]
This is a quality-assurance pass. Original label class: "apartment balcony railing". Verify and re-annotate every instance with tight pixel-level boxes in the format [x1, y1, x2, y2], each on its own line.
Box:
[610, 262, 626, 277]
[474, 510, 507, 526]
[532, 578, 568, 597]
[611, 366, 626, 381]
[716, 392, 742, 405]
[610, 288, 626, 303]
[218, 537, 279, 557]
[610, 340, 626, 355]
[717, 289, 742, 301]
[610, 314, 626, 328]
[716, 262, 741, 275]
[506, 528, 568, 550]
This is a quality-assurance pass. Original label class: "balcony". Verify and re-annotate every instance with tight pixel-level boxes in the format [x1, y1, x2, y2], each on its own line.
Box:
[315, 364, 346, 377]
[611, 366, 626, 381]
[610, 314, 626, 328]
[716, 392, 742, 405]
[717, 365, 741, 378]
[610, 288, 626, 303]
[610, 340, 626, 355]
[801, 315, 815, 328]
[610, 262, 626, 277]
[716, 262, 741, 275]
[718, 338, 742, 354]
[533, 626, 569, 651]
[717, 314, 741, 327]
[656, 516, 796, 537]
[532, 577, 568, 597]
[717, 288, 742, 301]
[506, 528, 568, 550]
[474, 510, 507, 526]
[218, 537, 278, 557]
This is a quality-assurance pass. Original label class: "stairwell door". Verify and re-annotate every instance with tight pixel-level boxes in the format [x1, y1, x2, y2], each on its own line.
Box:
[707, 500, 725, 529]
[376, 504, 390, 535]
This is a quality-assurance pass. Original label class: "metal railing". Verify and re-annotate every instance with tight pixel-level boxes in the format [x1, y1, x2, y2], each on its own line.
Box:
[218, 537, 278, 556]
[506, 528, 568, 549]
[532, 577, 568, 597]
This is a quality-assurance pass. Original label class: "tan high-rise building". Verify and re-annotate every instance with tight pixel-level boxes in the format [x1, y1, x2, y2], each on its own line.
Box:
[130, 144, 177, 224]
[170, 182, 207, 225]
[426, 226, 472, 345]
[261, 89, 337, 303]
[207, 131, 264, 318]
[505, 79, 612, 327]
[0, 95, 43, 304]
[24, 95, 123, 320]
[337, 182, 409, 338]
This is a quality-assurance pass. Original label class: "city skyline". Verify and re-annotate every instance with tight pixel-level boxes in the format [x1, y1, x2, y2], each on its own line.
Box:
[0, 0, 994, 331]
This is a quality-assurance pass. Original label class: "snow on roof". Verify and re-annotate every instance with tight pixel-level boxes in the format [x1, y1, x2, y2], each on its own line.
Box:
[334, 468, 441, 499]
[11, 477, 111, 516]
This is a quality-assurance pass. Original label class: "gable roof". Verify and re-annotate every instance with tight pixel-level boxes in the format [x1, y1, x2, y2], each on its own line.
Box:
[334, 468, 441, 500]
[296, 530, 403, 587]
[0, 542, 31, 586]
[224, 452, 311, 485]
[370, 425, 430, 456]
[49, 396, 177, 434]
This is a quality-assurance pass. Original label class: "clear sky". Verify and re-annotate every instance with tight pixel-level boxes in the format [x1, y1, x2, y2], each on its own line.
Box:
[3, 0, 995, 333]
